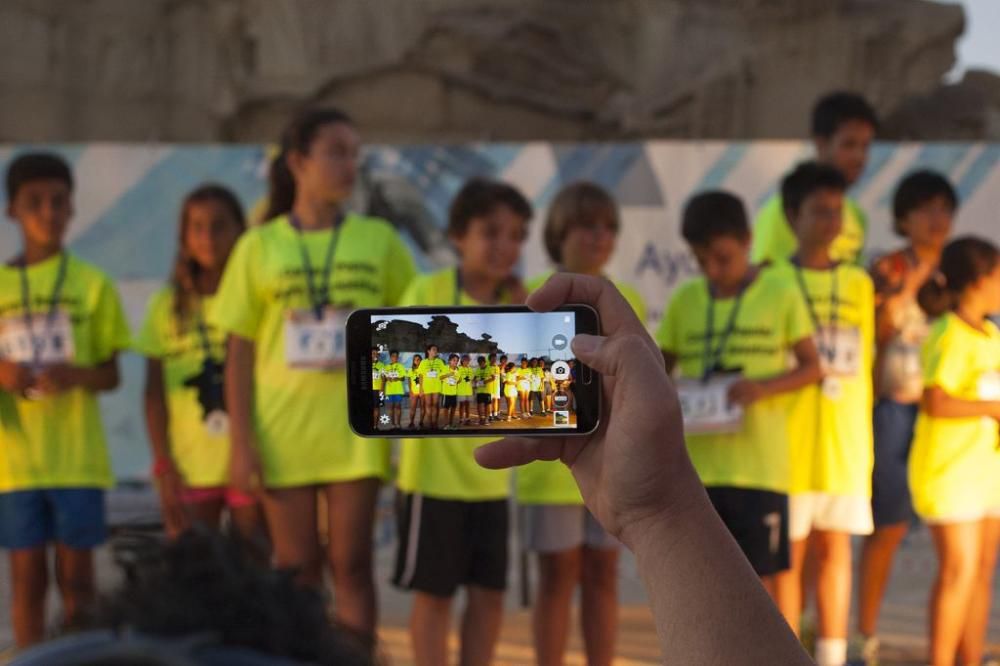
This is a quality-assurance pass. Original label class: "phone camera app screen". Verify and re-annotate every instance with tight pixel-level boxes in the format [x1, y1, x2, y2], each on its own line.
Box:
[370, 312, 578, 432]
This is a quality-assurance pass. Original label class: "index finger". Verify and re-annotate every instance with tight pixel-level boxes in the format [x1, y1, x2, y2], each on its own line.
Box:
[527, 273, 659, 359]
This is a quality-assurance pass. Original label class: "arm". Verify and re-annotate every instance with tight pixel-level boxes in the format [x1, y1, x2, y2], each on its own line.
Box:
[32, 356, 121, 394]
[475, 274, 810, 665]
[0, 360, 33, 394]
[922, 386, 1000, 420]
[143, 358, 189, 536]
[729, 337, 822, 407]
[226, 334, 263, 493]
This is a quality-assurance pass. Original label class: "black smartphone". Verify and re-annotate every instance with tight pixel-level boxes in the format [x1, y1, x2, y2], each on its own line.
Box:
[346, 305, 600, 437]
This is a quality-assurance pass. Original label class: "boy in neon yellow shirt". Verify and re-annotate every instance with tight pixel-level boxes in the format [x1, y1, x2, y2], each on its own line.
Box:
[474, 355, 494, 425]
[752, 92, 877, 266]
[656, 191, 821, 607]
[491, 353, 505, 419]
[0, 153, 130, 647]
[456, 354, 475, 426]
[381, 350, 407, 430]
[769, 162, 876, 665]
[371, 347, 385, 429]
[393, 178, 532, 666]
[440, 353, 461, 429]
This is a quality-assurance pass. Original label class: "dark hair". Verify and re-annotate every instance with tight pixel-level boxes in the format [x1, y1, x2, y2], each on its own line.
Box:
[6, 152, 73, 201]
[461, 354, 470, 361]
[411, 354, 422, 365]
[389, 349, 399, 357]
[448, 178, 532, 239]
[505, 362, 515, 372]
[478, 356, 487, 363]
[544, 181, 619, 263]
[781, 161, 848, 218]
[79, 530, 371, 665]
[891, 170, 958, 236]
[934, 236, 1000, 301]
[680, 191, 750, 247]
[171, 184, 246, 329]
[264, 108, 355, 221]
[812, 91, 878, 138]
[426, 344, 438, 353]
[449, 354, 459, 362]
[499, 355, 507, 361]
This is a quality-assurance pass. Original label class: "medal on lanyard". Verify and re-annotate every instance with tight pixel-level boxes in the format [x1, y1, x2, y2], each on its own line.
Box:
[20, 253, 70, 400]
[187, 303, 228, 436]
[794, 261, 842, 398]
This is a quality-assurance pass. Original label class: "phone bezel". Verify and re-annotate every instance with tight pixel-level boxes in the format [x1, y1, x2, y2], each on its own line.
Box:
[347, 305, 601, 438]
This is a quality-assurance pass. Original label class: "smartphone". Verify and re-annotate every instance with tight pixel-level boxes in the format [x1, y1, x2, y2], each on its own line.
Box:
[346, 305, 600, 437]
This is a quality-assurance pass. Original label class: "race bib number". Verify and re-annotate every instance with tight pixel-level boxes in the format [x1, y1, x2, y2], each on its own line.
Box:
[979, 371, 1000, 401]
[0, 311, 75, 365]
[427, 371, 438, 379]
[818, 325, 861, 377]
[446, 376, 458, 385]
[676, 376, 744, 435]
[284, 308, 348, 370]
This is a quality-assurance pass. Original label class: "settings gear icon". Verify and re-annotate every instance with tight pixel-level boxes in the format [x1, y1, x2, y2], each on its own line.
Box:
[379, 414, 392, 425]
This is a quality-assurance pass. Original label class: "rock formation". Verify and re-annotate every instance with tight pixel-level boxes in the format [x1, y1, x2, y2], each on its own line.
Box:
[0, 0, 977, 142]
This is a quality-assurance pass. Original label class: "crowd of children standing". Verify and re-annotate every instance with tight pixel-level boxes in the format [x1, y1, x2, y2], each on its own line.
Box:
[1, 92, 999, 666]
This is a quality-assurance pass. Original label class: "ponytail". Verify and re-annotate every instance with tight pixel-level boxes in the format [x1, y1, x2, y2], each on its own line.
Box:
[928, 236, 1000, 313]
[263, 108, 355, 223]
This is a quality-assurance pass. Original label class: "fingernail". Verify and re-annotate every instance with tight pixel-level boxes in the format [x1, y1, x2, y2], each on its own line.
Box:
[572, 334, 600, 353]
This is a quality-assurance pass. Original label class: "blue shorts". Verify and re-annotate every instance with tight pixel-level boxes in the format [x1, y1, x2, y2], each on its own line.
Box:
[0, 488, 107, 550]
[385, 394, 405, 405]
[871, 400, 918, 527]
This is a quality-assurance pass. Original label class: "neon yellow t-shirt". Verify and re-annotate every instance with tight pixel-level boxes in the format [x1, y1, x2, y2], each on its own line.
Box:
[457, 366, 475, 397]
[491, 363, 503, 394]
[397, 268, 511, 501]
[475, 367, 494, 394]
[211, 213, 416, 487]
[407, 367, 421, 395]
[382, 362, 407, 396]
[517, 272, 647, 504]
[909, 314, 1000, 521]
[654, 268, 814, 493]
[134, 287, 232, 488]
[751, 194, 868, 266]
[372, 361, 385, 390]
[774, 260, 875, 497]
[416, 358, 448, 395]
[0, 254, 130, 491]
[441, 364, 460, 397]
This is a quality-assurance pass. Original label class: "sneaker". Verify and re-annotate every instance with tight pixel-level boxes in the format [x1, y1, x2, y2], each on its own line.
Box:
[845, 633, 878, 666]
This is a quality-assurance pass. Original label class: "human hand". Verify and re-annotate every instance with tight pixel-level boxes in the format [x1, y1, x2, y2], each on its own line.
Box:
[29, 363, 80, 395]
[229, 439, 264, 496]
[154, 458, 191, 538]
[0, 360, 34, 394]
[727, 379, 766, 407]
[475, 274, 704, 549]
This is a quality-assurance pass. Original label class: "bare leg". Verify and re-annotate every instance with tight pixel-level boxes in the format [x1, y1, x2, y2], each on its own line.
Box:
[958, 517, 1000, 665]
[260, 486, 321, 585]
[324, 479, 380, 639]
[928, 521, 981, 666]
[857, 522, 909, 637]
[10, 548, 48, 647]
[411, 591, 452, 666]
[773, 537, 808, 636]
[581, 546, 619, 666]
[53, 544, 95, 630]
[812, 530, 852, 642]
[460, 585, 505, 666]
[533, 549, 582, 665]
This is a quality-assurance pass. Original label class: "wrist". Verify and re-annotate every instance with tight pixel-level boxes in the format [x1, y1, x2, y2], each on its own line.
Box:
[618, 455, 707, 552]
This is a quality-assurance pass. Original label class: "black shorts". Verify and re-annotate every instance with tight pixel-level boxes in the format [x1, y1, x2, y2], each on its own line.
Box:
[476, 393, 492, 405]
[442, 395, 457, 408]
[393, 493, 508, 597]
[372, 390, 383, 407]
[705, 486, 789, 576]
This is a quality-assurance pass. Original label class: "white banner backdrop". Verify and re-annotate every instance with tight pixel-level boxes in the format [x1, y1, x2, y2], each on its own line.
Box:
[1, 141, 997, 478]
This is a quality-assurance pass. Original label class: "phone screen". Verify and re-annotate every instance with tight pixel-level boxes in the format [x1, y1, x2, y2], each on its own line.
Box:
[347, 305, 600, 437]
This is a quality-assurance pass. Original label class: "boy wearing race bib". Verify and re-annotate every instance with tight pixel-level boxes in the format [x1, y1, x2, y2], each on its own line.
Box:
[371, 347, 385, 429]
[656, 192, 821, 619]
[474, 355, 494, 425]
[529, 357, 545, 415]
[907, 238, 1000, 666]
[517, 357, 533, 418]
[518, 181, 649, 664]
[492, 354, 506, 420]
[382, 350, 408, 430]
[456, 354, 475, 426]
[215, 108, 416, 645]
[770, 162, 876, 665]
[406, 354, 423, 429]
[0, 153, 130, 647]
[440, 354, 461, 429]
[503, 362, 520, 420]
[135, 185, 264, 544]
[857, 171, 956, 654]
[416, 345, 447, 429]
[393, 179, 531, 666]
[752, 92, 877, 266]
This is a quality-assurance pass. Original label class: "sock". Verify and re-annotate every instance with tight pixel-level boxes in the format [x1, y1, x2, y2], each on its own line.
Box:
[814, 637, 847, 666]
